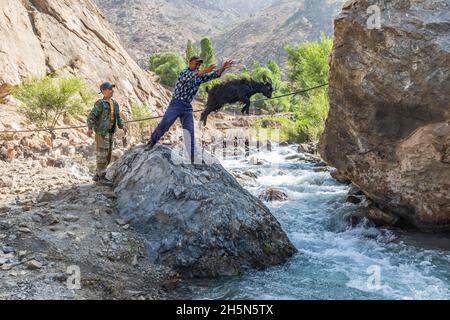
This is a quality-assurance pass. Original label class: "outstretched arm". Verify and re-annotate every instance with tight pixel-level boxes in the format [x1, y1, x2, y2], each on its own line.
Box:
[217, 60, 234, 77]
[196, 60, 234, 84]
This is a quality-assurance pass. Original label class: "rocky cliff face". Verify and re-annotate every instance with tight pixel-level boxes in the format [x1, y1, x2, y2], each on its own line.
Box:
[320, 0, 450, 232]
[95, 0, 344, 70]
[0, 0, 170, 116]
[107, 145, 297, 278]
[214, 0, 344, 70]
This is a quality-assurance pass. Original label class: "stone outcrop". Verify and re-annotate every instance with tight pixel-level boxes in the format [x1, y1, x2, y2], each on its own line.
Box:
[259, 188, 288, 202]
[0, 0, 170, 117]
[320, 0, 450, 232]
[106, 145, 296, 278]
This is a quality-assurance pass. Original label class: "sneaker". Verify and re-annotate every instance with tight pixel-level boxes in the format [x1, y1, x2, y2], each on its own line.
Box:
[144, 141, 155, 152]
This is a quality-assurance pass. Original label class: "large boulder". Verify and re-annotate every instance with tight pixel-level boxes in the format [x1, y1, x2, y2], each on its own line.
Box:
[106, 145, 296, 278]
[320, 0, 450, 232]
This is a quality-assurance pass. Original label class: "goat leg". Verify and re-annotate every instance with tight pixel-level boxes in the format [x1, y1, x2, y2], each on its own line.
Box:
[241, 100, 251, 115]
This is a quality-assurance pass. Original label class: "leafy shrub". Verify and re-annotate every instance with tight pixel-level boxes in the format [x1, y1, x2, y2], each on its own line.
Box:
[149, 53, 186, 87]
[12, 76, 94, 130]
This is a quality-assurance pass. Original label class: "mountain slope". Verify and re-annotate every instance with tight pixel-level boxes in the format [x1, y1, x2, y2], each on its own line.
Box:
[0, 0, 170, 117]
[95, 0, 275, 66]
[213, 0, 344, 70]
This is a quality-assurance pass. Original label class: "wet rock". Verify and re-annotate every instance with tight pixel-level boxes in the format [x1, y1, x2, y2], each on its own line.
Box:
[367, 206, 400, 227]
[285, 154, 306, 161]
[249, 156, 265, 166]
[319, 0, 450, 232]
[259, 188, 288, 202]
[314, 161, 328, 168]
[346, 195, 363, 205]
[313, 167, 330, 173]
[107, 145, 296, 278]
[279, 141, 289, 147]
[298, 143, 317, 154]
[233, 171, 258, 187]
[329, 168, 351, 184]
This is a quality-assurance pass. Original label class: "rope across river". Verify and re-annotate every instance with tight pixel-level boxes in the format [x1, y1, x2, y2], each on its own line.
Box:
[0, 83, 328, 134]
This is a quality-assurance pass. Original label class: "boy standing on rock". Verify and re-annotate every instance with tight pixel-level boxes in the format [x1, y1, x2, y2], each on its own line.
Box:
[87, 82, 128, 185]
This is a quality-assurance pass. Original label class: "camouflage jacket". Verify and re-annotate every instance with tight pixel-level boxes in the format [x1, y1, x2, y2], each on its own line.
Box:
[87, 98, 125, 136]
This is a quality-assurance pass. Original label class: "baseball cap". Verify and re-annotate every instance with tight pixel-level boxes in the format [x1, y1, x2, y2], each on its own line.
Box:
[99, 82, 115, 93]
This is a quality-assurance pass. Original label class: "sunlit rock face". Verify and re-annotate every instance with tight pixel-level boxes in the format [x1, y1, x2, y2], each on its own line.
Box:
[0, 0, 170, 113]
[320, 0, 450, 232]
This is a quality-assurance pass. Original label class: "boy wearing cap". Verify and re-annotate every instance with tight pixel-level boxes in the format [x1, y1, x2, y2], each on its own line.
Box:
[146, 57, 233, 162]
[87, 82, 128, 185]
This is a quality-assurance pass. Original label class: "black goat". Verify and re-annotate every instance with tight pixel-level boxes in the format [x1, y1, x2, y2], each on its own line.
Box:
[200, 76, 274, 125]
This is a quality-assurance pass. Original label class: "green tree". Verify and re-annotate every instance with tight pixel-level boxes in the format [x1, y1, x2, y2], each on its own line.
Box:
[284, 34, 333, 142]
[241, 67, 251, 80]
[185, 40, 198, 64]
[285, 34, 332, 88]
[149, 52, 186, 87]
[223, 73, 239, 81]
[267, 60, 281, 79]
[200, 37, 214, 69]
[12, 76, 94, 131]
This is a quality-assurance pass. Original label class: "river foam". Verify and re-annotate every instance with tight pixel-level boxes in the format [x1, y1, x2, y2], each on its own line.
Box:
[175, 145, 450, 300]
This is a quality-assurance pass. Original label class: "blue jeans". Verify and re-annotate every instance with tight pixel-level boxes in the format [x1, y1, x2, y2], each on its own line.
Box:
[150, 99, 195, 157]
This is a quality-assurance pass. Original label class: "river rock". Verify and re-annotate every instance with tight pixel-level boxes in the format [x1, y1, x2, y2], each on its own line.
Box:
[329, 168, 351, 184]
[249, 156, 265, 166]
[259, 188, 288, 202]
[319, 0, 450, 232]
[233, 171, 258, 187]
[367, 205, 400, 227]
[106, 145, 296, 278]
[346, 195, 363, 205]
[298, 143, 317, 154]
